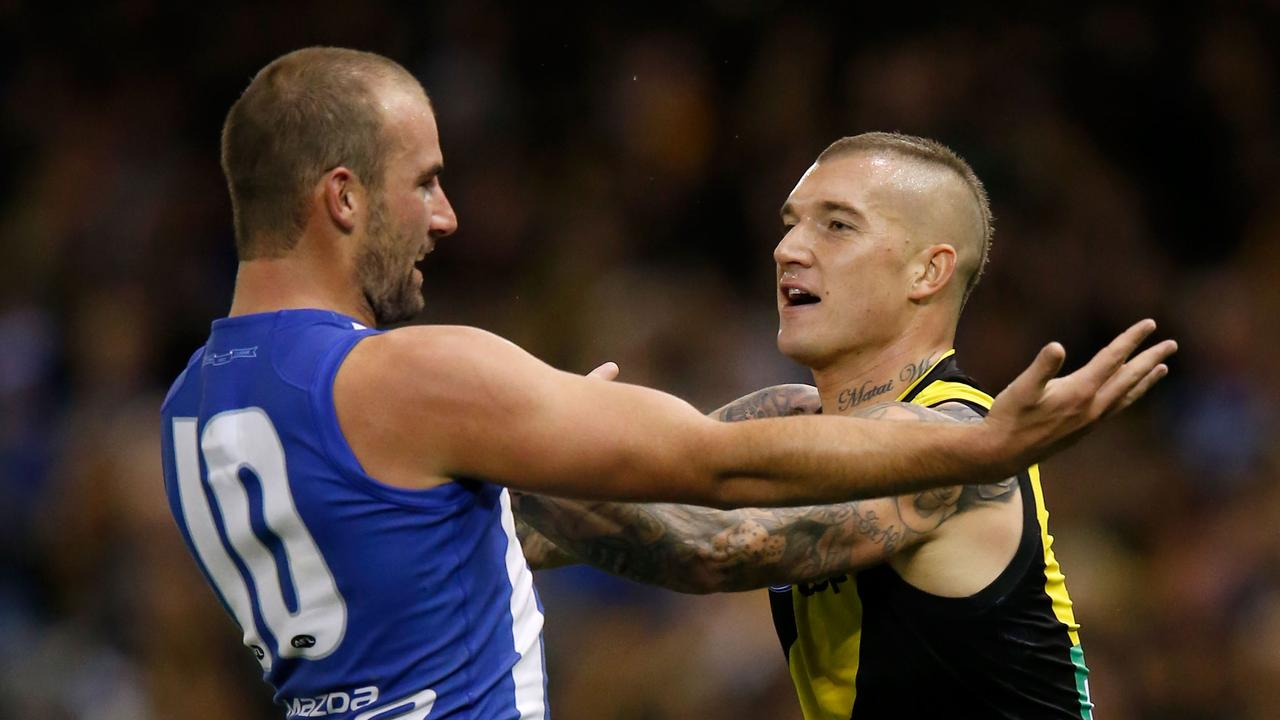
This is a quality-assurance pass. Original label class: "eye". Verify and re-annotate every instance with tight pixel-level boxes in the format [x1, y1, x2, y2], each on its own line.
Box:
[829, 219, 852, 232]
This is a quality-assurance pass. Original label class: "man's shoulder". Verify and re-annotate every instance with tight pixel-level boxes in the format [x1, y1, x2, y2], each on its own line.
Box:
[332, 324, 527, 486]
[336, 324, 523, 416]
[350, 324, 514, 373]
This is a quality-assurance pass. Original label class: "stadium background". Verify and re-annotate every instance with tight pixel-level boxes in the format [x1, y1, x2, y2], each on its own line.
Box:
[3, 2, 1279, 718]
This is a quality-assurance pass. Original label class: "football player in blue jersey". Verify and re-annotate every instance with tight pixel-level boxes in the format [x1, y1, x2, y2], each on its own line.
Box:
[160, 48, 1174, 720]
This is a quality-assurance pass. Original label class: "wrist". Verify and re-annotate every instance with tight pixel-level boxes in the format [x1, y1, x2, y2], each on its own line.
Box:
[962, 421, 1014, 482]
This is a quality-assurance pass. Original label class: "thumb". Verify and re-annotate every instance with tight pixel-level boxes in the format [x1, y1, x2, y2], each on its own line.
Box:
[1011, 342, 1066, 396]
[586, 361, 620, 382]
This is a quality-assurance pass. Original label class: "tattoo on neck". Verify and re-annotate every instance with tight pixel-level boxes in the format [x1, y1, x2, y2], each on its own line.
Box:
[836, 379, 895, 411]
[835, 354, 939, 412]
[899, 353, 940, 385]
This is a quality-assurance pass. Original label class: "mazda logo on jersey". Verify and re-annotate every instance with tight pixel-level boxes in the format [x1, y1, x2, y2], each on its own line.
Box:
[292, 634, 318, 649]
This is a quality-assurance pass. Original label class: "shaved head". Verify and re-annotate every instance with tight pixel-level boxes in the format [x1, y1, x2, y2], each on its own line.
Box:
[221, 47, 427, 260]
[818, 133, 992, 307]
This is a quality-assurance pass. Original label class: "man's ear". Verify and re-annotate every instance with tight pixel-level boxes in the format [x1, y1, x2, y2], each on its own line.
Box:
[907, 244, 958, 302]
[322, 167, 359, 233]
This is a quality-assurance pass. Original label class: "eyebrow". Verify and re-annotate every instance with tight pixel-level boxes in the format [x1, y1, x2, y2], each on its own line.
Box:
[417, 163, 444, 184]
[779, 199, 867, 222]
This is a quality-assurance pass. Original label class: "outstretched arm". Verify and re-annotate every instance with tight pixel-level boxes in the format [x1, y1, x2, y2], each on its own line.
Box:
[512, 401, 1012, 591]
[515, 382, 823, 570]
[338, 319, 1172, 508]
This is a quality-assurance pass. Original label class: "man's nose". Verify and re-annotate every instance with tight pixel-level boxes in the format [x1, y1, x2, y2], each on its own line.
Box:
[773, 225, 814, 268]
[431, 186, 458, 238]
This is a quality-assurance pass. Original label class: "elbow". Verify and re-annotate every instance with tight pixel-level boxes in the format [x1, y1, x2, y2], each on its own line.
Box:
[677, 541, 721, 595]
[674, 537, 740, 595]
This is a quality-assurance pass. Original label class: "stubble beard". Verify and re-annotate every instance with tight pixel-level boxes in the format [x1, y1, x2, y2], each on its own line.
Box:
[357, 197, 424, 327]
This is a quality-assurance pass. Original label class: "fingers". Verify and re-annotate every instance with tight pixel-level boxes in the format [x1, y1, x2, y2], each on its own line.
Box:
[1074, 318, 1158, 387]
[586, 361, 620, 382]
[1009, 341, 1067, 397]
[1094, 338, 1178, 415]
[1106, 363, 1169, 417]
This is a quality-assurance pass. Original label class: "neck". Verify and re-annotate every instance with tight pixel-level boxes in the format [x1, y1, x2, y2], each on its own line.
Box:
[812, 331, 955, 416]
[228, 253, 376, 327]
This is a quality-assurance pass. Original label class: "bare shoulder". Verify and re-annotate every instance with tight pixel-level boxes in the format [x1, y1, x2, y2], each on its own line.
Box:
[341, 325, 528, 397]
[354, 324, 516, 368]
[334, 324, 532, 486]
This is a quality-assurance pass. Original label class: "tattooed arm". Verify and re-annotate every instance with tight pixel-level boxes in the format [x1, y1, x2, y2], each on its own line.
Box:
[516, 516, 577, 570]
[512, 400, 1018, 592]
[708, 383, 823, 421]
[516, 383, 822, 569]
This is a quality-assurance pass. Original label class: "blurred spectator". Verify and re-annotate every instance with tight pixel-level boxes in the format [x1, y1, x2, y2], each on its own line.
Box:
[3, 2, 1277, 718]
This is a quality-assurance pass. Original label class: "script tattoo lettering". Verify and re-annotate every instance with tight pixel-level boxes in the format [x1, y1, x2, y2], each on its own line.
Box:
[899, 353, 939, 384]
[836, 379, 895, 411]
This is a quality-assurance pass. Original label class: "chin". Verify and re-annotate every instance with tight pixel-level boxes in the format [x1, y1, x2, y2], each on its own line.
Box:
[777, 331, 827, 369]
[371, 288, 425, 326]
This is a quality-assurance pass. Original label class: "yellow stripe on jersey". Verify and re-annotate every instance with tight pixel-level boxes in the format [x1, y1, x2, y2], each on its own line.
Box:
[787, 582, 863, 719]
[905, 378, 1081, 646]
[1029, 464, 1082, 646]
[894, 349, 956, 402]
[783, 361, 1085, 718]
[908, 379, 993, 410]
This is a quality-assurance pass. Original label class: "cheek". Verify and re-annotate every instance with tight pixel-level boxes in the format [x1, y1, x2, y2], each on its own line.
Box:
[824, 256, 904, 324]
[386, 197, 424, 241]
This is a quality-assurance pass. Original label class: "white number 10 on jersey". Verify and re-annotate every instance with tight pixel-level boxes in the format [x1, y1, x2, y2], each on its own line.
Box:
[171, 409, 347, 670]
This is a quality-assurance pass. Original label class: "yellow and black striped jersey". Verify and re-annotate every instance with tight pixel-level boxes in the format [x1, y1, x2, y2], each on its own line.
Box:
[769, 351, 1094, 720]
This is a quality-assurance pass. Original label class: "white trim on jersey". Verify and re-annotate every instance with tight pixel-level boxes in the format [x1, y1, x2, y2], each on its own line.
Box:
[498, 489, 549, 720]
[172, 417, 273, 672]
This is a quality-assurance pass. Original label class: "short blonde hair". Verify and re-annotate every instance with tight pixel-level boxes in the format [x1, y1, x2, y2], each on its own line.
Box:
[819, 132, 993, 303]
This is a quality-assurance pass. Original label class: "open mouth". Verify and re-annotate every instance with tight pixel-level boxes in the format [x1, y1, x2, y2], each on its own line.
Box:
[414, 239, 436, 264]
[782, 287, 821, 306]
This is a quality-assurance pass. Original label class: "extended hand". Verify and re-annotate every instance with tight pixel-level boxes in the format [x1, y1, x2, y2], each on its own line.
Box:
[984, 319, 1176, 475]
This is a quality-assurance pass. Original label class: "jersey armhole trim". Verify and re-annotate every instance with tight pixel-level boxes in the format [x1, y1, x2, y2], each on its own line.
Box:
[864, 382, 1040, 615]
[311, 331, 475, 510]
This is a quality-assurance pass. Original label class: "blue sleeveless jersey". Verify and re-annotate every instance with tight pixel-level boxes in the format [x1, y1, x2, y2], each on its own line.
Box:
[159, 309, 549, 720]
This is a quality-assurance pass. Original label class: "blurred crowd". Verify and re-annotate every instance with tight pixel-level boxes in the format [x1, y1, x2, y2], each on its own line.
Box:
[2, 2, 1278, 718]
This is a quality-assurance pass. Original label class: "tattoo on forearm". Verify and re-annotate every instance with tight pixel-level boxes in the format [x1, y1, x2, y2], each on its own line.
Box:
[513, 493, 899, 593]
[510, 393, 1019, 593]
[515, 515, 576, 570]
